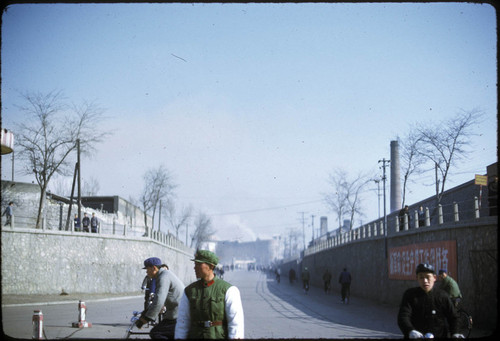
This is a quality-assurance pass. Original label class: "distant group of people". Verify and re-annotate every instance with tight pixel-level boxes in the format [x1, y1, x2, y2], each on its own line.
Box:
[284, 266, 352, 303]
[399, 205, 426, 228]
[73, 212, 99, 232]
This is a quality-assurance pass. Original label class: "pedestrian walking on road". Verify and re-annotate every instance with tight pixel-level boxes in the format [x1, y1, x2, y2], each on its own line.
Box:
[175, 250, 244, 339]
[397, 263, 462, 338]
[275, 268, 281, 284]
[135, 257, 185, 340]
[289, 268, 296, 285]
[2, 201, 13, 226]
[301, 267, 310, 294]
[339, 268, 351, 304]
[322, 269, 332, 294]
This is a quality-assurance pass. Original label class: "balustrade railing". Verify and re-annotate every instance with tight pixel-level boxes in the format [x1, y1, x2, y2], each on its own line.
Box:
[1, 211, 193, 255]
[304, 196, 495, 257]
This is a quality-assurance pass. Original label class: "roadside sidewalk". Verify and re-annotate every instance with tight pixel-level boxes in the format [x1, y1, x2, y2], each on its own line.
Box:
[1, 291, 142, 307]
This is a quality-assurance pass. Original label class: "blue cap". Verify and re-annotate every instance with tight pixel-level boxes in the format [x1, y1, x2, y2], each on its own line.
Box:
[143, 257, 162, 269]
[416, 263, 435, 275]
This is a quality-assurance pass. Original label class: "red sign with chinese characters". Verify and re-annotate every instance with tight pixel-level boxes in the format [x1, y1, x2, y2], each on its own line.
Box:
[388, 240, 457, 280]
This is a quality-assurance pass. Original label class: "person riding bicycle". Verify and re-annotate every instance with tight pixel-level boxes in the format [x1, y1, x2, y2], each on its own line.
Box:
[301, 267, 310, 293]
[397, 263, 463, 339]
[438, 269, 463, 308]
[135, 257, 185, 340]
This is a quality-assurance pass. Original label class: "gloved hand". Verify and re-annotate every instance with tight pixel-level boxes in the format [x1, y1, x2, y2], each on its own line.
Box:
[409, 330, 424, 339]
[451, 334, 465, 339]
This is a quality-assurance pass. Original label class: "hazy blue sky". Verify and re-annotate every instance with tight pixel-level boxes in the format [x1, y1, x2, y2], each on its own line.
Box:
[1, 3, 497, 244]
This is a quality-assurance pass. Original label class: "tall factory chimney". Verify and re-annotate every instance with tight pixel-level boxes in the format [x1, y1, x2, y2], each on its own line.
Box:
[320, 217, 328, 236]
[390, 140, 402, 212]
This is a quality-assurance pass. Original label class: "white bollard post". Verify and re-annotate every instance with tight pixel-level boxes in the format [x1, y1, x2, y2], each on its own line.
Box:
[32, 310, 43, 339]
[425, 207, 430, 226]
[72, 300, 92, 328]
[438, 204, 444, 225]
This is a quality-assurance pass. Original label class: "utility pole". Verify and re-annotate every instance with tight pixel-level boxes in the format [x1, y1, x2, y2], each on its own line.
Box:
[11, 151, 15, 181]
[378, 158, 390, 235]
[374, 179, 381, 219]
[311, 214, 315, 240]
[298, 211, 307, 250]
[77, 139, 81, 227]
[379, 158, 390, 259]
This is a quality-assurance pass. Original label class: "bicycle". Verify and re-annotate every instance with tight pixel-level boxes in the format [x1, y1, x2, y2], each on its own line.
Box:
[456, 307, 473, 338]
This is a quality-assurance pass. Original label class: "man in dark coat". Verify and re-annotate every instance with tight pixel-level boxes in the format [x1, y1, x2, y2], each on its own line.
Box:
[398, 263, 462, 338]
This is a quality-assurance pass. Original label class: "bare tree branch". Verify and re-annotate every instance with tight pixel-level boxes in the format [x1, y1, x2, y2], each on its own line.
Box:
[164, 201, 193, 240]
[323, 169, 370, 230]
[398, 132, 426, 207]
[416, 108, 484, 203]
[140, 165, 177, 230]
[190, 212, 215, 250]
[14, 90, 110, 228]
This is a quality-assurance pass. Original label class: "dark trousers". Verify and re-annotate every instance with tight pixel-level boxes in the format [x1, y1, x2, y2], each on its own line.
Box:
[341, 283, 350, 301]
[150, 319, 176, 340]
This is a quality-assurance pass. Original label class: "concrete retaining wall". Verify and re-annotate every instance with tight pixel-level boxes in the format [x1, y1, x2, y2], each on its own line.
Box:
[1, 228, 197, 295]
[279, 217, 497, 330]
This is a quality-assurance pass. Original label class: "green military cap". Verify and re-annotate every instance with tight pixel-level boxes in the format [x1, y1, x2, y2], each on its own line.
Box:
[192, 250, 219, 266]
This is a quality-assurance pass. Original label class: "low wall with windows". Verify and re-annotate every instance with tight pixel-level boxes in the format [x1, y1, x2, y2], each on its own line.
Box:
[280, 216, 497, 330]
[1, 227, 197, 296]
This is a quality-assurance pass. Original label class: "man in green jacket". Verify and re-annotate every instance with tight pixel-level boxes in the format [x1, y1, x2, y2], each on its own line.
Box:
[438, 269, 463, 307]
[175, 250, 244, 339]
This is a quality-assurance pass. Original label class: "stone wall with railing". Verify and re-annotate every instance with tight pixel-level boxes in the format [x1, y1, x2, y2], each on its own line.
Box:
[1, 226, 196, 296]
[304, 195, 491, 257]
[1, 181, 196, 296]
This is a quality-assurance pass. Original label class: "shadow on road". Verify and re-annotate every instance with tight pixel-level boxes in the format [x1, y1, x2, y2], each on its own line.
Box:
[263, 272, 401, 337]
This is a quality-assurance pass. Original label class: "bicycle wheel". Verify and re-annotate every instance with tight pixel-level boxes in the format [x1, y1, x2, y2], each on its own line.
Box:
[457, 309, 473, 338]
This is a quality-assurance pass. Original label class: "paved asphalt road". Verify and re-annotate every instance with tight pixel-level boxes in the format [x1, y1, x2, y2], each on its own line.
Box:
[1, 270, 492, 339]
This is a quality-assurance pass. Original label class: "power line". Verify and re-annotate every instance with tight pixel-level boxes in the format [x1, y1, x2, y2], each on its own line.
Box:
[207, 199, 324, 217]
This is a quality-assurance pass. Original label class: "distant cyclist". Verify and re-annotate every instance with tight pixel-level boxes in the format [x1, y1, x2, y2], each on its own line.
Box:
[438, 269, 463, 307]
[301, 267, 310, 293]
[397, 263, 463, 339]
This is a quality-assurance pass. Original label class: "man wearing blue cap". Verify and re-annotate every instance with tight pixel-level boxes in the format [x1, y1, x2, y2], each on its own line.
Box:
[175, 250, 244, 339]
[136, 257, 185, 340]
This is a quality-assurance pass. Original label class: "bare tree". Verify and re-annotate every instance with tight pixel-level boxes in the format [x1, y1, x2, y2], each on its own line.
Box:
[140, 165, 176, 230]
[82, 176, 101, 196]
[14, 90, 109, 228]
[164, 201, 192, 241]
[398, 132, 426, 207]
[345, 174, 371, 230]
[416, 108, 484, 203]
[190, 212, 215, 250]
[324, 168, 370, 230]
[286, 227, 302, 256]
[324, 169, 349, 229]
